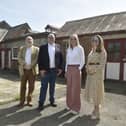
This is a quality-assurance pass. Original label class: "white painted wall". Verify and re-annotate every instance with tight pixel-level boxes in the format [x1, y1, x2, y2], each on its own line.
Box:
[8, 50, 11, 69]
[1, 51, 5, 69]
[106, 62, 120, 80]
[123, 63, 126, 81]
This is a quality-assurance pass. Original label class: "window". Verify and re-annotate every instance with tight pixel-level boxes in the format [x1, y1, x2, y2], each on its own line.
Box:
[12, 48, 18, 60]
[62, 39, 69, 49]
[107, 42, 121, 62]
[124, 43, 126, 59]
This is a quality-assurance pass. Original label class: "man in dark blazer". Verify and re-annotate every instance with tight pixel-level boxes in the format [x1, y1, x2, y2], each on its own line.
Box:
[38, 33, 63, 110]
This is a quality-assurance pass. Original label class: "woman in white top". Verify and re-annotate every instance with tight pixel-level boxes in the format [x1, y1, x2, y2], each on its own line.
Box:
[65, 34, 85, 114]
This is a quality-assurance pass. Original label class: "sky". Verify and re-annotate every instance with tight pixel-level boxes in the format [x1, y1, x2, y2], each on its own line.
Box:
[0, 0, 126, 31]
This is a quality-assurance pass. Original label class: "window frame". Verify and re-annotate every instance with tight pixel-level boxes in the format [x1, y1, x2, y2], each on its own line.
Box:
[11, 47, 18, 60]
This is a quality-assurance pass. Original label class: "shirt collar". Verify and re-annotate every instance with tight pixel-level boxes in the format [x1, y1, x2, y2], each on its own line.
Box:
[26, 45, 33, 49]
[48, 43, 55, 47]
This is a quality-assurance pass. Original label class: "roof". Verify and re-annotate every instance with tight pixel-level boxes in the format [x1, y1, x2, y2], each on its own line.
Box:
[45, 24, 59, 32]
[0, 21, 11, 29]
[57, 11, 126, 38]
[3, 23, 32, 41]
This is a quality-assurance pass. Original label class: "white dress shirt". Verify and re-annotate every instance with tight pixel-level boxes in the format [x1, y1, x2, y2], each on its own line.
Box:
[25, 47, 32, 65]
[65, 45, 85, 72]
[48, 43, 55, 68]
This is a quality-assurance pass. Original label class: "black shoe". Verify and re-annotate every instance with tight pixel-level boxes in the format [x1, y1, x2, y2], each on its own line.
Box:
[50, 103, 57, 107]
[37, 105, 44, 111]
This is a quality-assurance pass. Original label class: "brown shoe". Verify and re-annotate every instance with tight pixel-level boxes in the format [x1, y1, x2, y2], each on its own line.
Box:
[17, 103, 24, 107]
[27, 102, 33, 107]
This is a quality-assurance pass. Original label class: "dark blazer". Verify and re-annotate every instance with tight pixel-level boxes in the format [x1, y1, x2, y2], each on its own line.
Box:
[38, 43, 63, 71]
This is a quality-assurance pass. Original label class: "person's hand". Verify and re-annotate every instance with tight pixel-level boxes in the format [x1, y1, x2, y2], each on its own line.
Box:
[88, 68, 96, 75]
[40, 70, 46, 77]
[57, 69, 62, 76]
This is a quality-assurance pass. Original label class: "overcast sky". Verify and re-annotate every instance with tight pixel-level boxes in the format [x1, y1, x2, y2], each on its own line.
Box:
[0, 0, 126, 31]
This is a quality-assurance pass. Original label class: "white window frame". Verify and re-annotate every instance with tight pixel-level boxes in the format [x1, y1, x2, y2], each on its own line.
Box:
[11, 47, 18, 60]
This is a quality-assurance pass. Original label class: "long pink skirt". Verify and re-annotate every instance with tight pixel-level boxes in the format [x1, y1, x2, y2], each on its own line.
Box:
[66, 65, 81, 112]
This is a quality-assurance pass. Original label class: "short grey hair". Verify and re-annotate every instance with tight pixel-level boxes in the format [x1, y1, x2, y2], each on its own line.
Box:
[25, 36, 33, 41]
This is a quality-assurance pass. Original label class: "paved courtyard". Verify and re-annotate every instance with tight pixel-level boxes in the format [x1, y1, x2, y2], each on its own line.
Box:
[0, 70, 126, 126]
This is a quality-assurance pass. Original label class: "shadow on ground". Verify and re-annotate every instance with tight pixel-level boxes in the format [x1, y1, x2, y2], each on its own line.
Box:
[0, 105, 100, 126]
[31, 109, 99, 126]
[0, 69, 20, 81]
[0, 105, 41, 126]
[104, 80, 126, 95]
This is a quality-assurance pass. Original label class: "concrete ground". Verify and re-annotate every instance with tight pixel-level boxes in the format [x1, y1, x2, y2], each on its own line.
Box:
[0, 70, 126, 126]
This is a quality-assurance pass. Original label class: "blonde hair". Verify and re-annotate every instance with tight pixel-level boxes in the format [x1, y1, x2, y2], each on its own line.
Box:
[92, 35, 105, 53]
[68, 34, 80, 48]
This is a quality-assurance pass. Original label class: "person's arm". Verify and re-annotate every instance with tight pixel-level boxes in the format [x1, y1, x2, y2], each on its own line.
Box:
[57, 46, 64, 76]
[38, 46, 47, 77]
[85, 51, 94, 74]
[85, 60, 89, 74]
[31, 47, 39, 67]
[65, 49, 68, 72]
[18, 47, 25, 66]
[78, 46, 85, 70]
[59, 51, 64, 70]
[38, 46, 43, 71]
[95, 50, 107, 72]
[64, 49, 69, 78]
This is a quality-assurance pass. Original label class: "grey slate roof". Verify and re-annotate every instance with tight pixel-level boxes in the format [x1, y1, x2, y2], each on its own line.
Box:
[57, 11, 126, 37]
[3, 23, 32, 41]
[0, 21, 11, 29]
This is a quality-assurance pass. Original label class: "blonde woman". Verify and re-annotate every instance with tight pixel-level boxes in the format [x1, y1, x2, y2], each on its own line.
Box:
[65, 34, 85, 114]
[85, 35, 107, 119]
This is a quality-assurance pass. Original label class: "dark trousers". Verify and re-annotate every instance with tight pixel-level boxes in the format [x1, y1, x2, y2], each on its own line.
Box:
[39, 69, 57, 105]
[20, 69, 35, 104]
